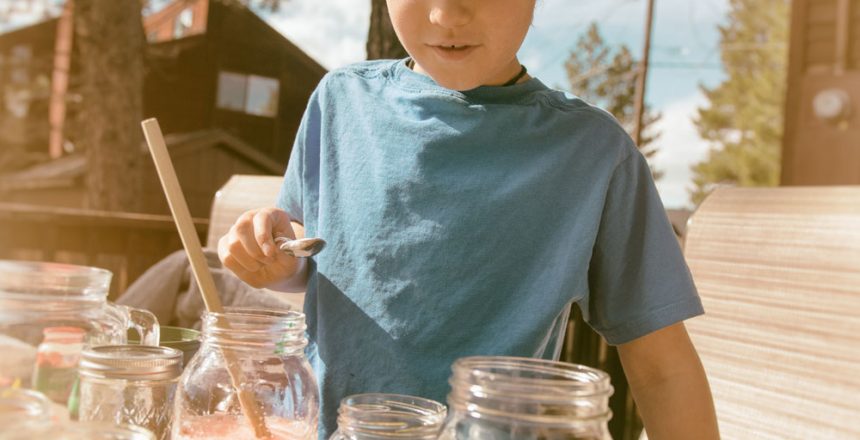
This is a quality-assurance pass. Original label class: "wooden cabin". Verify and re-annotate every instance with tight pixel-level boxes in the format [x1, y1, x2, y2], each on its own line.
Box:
[0, 0, 326, 217]
[143, 0, 326, 165]
[782, 0, 860, 185]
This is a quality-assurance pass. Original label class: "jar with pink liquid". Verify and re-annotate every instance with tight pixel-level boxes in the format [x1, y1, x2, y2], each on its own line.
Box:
[171, 308, 318, 440]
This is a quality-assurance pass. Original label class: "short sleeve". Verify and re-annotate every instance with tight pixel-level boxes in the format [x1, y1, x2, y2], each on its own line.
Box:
[276, 86, 323, 223]
[583, 150, 704, 345]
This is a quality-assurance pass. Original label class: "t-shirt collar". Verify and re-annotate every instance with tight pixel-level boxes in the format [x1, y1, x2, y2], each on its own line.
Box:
[390, 58, 547, 103]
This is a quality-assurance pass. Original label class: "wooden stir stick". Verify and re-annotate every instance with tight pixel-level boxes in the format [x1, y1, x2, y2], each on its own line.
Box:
[142, 118, 272, 439]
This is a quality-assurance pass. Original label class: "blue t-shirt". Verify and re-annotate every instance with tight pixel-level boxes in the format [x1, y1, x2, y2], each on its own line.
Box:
[277, 59, 703, 438]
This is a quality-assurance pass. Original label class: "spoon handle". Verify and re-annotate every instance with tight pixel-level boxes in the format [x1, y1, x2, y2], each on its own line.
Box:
[274, 236, 326, 257]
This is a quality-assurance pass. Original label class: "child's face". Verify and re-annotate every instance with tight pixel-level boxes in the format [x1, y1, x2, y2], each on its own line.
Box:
[387, 0, 536, 91]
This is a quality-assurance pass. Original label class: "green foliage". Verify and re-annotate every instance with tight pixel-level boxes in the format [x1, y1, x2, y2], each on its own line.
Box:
[564, 23, 662, 180]
[690, 0, 789, 205]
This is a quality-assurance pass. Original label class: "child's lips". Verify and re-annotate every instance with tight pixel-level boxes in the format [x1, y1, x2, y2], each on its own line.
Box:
[427, 44, 479, 61]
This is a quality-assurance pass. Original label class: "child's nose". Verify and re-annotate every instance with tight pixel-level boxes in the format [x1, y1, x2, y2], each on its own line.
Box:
[428, 0, 473, 28]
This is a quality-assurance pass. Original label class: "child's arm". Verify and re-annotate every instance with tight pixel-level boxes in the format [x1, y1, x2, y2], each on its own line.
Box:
[617, 322, 719, 439]
[217, 207, 307, 288]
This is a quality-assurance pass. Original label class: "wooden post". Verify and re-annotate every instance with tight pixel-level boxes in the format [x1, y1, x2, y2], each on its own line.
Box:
[632, 0, 656, 147]
[48, 0, 74, 159]
[835, 0, 850, 75]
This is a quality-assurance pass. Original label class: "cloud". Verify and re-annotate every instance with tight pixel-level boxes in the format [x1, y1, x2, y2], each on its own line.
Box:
[260, 0, 370, 69]
[648, 92, 713, 209]
[0, 1, 61, 34]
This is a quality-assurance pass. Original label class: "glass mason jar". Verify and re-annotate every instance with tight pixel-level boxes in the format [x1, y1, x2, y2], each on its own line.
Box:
[172, 308, 319, 440]
[329, 393, 447, 440]
[437, 357, 614, 440]
[0, 260, 159, 408]
[0, 387, 55, 431]
[2, 421, 156, 440]
[78, 345, 183, 440]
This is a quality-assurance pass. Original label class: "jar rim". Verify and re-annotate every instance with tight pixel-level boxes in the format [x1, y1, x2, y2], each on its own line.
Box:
[447, 356, 614, 427]
[451, 356, 612, 397]
[337, 393, 446, 439]
[0, 260, 111, 299]
[204, 307, 305, 323]
[202, 307, 307, 352]
[79, 345, 183, 381]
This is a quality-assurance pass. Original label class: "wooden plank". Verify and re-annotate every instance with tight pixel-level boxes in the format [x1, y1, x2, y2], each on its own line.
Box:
[836, 0, 851, 73]
[685, 187, 860, 438]
[782, 0, 809, 185]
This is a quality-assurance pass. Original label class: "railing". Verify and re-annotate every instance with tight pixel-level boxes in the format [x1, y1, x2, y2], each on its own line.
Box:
[0, 202, 208, 300]
[561, 308, 642, 440]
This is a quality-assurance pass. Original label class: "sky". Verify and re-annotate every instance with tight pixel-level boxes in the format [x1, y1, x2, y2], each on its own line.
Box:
[0, 0, 731, 208]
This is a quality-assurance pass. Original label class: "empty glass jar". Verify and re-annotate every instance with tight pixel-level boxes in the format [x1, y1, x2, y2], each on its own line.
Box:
[0, 260, 159, 408]
[172, 308, 318, 439]
[437, 356, 614, 440]
[78, 345, 183, 440]
[329, 393, 446, 440]
[0, 387, 55, 431]
[2, 421, 156, 440]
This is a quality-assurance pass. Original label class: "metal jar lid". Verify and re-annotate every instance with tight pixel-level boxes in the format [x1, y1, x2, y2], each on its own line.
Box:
[79, 345, 183, 381]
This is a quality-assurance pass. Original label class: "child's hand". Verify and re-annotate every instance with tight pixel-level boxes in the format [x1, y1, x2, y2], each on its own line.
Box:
[217, 208, 302, 288]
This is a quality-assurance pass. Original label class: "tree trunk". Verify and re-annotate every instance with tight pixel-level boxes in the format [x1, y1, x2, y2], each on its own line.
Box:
[75, 0, 145, 212]
[366, 0, 407, 60]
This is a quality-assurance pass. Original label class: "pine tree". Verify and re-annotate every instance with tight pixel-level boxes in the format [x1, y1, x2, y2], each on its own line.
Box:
[690, 0, 789, 205]
[565, 23, 662, 179]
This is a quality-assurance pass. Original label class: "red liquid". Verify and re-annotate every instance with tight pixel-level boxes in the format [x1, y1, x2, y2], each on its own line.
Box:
[174, 414, 315, 440]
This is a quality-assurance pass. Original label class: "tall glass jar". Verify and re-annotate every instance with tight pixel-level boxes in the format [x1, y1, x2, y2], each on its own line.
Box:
[329, 393, 446, 440]
[172, 308, 318, 440]
[437, 357, 614, 440]
[0, 260, 159, 408]
[78, 345, 183, 440]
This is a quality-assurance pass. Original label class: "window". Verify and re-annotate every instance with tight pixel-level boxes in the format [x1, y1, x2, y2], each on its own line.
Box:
[4, 45, 32, 118]
[10, 45, 31, 84]
[216, 71, 280, 118]
[245, 75, 279, 117]
[173, 7, 194, 39]
[216, 72, 246, 112]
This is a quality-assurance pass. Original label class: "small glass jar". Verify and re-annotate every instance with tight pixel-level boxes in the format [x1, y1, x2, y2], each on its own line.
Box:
[32, 326, 86, 403]
[0, 387, 54, 431]
[3, 421, 156, 440]
[77, 345, 183, 440]
[437, 356, 614, 440]
[329, 393, 447, 440]
[172, 308, 318, 440]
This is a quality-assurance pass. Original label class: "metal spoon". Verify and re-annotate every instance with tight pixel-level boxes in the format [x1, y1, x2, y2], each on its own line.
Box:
[274, 236, 326, 257]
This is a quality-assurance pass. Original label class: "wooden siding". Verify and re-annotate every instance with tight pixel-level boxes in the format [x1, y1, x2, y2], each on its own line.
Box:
[782, 0, 860, 185]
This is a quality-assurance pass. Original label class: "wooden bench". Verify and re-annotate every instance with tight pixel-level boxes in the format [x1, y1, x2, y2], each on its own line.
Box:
[683, 187, 860, 439]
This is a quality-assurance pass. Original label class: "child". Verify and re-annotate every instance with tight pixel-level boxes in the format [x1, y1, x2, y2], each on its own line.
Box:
[219, 1, 719, 438]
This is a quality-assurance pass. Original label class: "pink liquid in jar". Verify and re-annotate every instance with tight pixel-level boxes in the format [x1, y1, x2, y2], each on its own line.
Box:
[174, 414, 316, 440]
